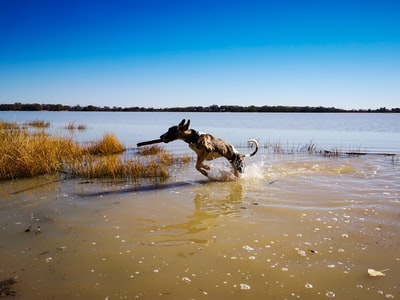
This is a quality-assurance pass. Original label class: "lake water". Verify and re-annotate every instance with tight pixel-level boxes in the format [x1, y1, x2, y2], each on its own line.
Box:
[0, 112, 399, 299]
[1, 111, 400, 153]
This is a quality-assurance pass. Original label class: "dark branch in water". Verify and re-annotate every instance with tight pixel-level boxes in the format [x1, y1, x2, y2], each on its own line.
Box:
[324, 150, 397, 158]
[345, 151, 396, 157]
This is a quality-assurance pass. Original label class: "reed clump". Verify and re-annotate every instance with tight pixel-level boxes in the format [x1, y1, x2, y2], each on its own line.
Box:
[24, 120, 50, 129]
[87, 133, 125, 155]
[66, 122, 76, 131]
[66, 122, 87, 131]
[77, 124, 87, 131]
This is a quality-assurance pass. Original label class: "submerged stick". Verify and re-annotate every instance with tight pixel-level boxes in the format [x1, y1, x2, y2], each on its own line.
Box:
[137, 139, 163, 147]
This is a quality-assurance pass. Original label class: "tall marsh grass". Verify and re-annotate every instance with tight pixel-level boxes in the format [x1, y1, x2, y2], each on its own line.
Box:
[0, 128, 82, 180]
[0, 120, 191, 181]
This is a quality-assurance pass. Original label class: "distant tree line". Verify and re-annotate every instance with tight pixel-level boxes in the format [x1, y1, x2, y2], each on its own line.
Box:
[0, 102, 399, 113]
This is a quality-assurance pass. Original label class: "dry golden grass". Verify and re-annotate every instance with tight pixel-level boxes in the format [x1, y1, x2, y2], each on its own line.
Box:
[0, 121, 189, 181]
[70, 156, 170, 180]
[138, 145, 193, 166]
[177, 154, 193, 165]
[0, 120, 19, 130]
[87, 133, 125, 155]
[68, 144, 192, 180]
[0, 128, 83, 180]
[138, 145, 164, 155]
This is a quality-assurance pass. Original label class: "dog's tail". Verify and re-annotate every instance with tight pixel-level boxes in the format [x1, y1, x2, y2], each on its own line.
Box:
[242, 139, 259, 157]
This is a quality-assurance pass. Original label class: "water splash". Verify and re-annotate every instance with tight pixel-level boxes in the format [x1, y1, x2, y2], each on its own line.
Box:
[242, 161, 265, 180]
[205, 156, 357, 182]
[207, 168, 237, 182]
[205, 160, 266, 182]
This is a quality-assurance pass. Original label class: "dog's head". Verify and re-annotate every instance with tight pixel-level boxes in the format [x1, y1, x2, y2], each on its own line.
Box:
[231, 154, 245, 174]
[160, 119, 190, 143]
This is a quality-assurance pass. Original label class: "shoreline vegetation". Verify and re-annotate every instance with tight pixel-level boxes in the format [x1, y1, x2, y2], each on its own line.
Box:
[1, 120, 397, 181]
[0, 102, 399, 113]
[0, 120, 192, 181]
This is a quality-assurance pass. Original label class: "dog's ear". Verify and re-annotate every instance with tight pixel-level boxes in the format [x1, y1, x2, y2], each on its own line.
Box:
[178, 119, 186, 127]
[183, 119, 190, 130]
[178, 119, 190, 131]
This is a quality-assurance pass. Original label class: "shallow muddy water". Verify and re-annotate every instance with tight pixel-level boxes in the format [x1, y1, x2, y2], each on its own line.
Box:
[1, 149, 399, 299]
[1, 112, 400, 299]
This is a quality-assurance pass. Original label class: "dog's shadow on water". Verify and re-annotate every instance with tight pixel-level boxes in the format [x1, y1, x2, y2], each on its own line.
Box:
[75, 164, 267, 198]
[75, 164, 244, 198]
[74, 178, 215, 198]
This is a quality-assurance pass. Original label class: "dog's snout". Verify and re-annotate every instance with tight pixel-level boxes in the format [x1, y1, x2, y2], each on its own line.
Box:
[160, 134, 168, 143]
[231, 156, 244, 173]
[160, 132, 173, 143]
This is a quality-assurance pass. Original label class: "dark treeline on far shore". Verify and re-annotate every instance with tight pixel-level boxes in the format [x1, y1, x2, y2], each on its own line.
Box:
[0, 102, 399, 113]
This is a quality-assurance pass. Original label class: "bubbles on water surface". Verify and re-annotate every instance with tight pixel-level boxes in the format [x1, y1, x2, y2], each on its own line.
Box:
[242, 245, 255, 252]
[181, 277, 191, 283]
[325, 291, 336, 298]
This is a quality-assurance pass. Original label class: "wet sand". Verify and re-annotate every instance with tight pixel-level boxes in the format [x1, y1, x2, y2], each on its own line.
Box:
[0, 153, 399, 299]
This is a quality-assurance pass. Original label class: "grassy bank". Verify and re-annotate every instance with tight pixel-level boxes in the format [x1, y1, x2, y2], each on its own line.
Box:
[0, 120, 192, 181]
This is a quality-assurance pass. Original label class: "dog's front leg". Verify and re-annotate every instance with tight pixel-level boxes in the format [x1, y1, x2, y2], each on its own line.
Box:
[195, 153, 211, 177]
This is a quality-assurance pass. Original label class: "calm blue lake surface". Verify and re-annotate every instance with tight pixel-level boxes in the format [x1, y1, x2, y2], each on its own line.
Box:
[1, 111, 399, 153]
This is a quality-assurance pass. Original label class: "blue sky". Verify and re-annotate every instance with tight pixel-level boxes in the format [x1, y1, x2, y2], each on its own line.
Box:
[1, 0, 399, 109]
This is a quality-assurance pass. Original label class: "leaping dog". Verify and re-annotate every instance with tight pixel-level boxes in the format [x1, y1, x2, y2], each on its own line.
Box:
[159, 119, 258, 178]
